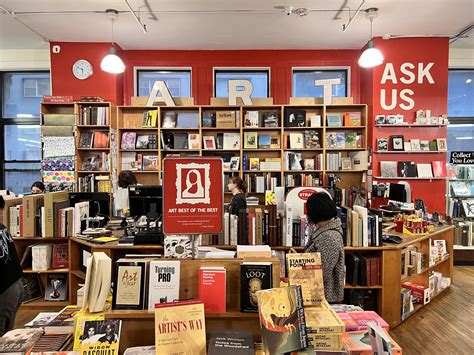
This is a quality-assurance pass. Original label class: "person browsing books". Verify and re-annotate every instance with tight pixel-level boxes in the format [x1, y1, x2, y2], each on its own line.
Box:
[30, 181, 45, 194]
[227, 177, 247, 215]
[304, 192, 345, 303]
[0, 224, 24, 336]
[114, 171, 138, 215]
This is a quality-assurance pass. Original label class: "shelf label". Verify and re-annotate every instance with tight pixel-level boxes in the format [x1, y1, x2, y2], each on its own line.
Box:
[450, 151, 474, 164]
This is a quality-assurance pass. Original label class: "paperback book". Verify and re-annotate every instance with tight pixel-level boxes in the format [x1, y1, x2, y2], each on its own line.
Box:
[45, 274, 68, 301]
[148, 260, 181, 311]
[80, 320, 121, 355]
[240, 262, 273, 312]
[112, 260, 147, 310]
[286, 253, 325, 306]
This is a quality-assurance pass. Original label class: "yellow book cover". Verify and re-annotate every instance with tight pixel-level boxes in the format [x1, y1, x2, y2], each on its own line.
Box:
[79, 319, 121, 355]
[286, 253, 325, 306]
[73, 312, 105, 351]
[142, 110, 158, 127]
[154, 300, 206, 355]
[265, 191, 276, 205]
[305, 301, 345, 334]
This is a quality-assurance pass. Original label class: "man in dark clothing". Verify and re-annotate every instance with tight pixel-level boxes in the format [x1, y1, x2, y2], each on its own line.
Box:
[0, 224, 24, 336]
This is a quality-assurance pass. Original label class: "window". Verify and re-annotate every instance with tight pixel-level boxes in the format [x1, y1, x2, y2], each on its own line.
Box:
[292, 68, 349, 98]
[214, 69, 269, 98]
[447, 123, 474, 156]
[136, 69, 191, 97]
[1, 71, 49, 194]
[448, 69, 474, 117]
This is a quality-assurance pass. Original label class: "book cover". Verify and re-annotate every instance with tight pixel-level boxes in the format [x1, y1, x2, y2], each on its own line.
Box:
[0, 328, 44, 353]
[410, 139, 421, 151]
[256, 285, 308, 354]
[52, 243, 68, 268]
[244, 132, 258, 149]
[45, 274, 68, 301]
[304, 130, 321, 149]
[148, 134, 158, 149]
[216, 111, 237, 128]
[154, 300, 206, 355]
[432, 161, 447, 177]
[428, 140, 438, 151]
[390, 135, 404, 151]
[208, 329, 254, 355]
[326, 113, 342, 127]
[203, 136, 216, 150]
[148, 260, 181, 312]
[380, 161, 398, 178]
[113, 260, 147, 310]
[420, 140, 430, 151]
[223, 132, 240, 150]
[21, 274, 43, 303]
[30, 332, 73, 352]
[79, 131, 94, 148]
[305, 301, 345, 334]
[289, 132, 304, 149]
[74, 201, 90, 235]
[121, 152, 138, 171]
[377, 138, 388, 151]
[285, 108, 306, 127]
[240, 262, 273, 312]
[121, 132, 137, 150]
[286, 253, 325, 306]
[417, 163, 433, 178]
[344, 112, 361, 126]
[73, 313, 105, 351]
[80, 320, 121, 355]
[177, 111, 199, 128]
[335, 133, 346, 148]
[262, 111, 279, 127]
[338, 311, 389, 332]
[258, 134, 271, 148]
[142, 110, 158, 127]
[47, 305, 80, 331]
[397, 161, 417, 178]
[325, 132, 337, 149]
[345, 132, 357, 148]
[135, 135, 150, 149]
[188, 133, 200, 149]
[249, 158, 260, 170]
[202, 112, 216, 127]
[342, 329, 402, 355]
[93, 131, 109, 148]
[162, 111, 177, 128]
[173, 132, 189, 149]
[304, 159, 315, 170]
[164, 235, 196, 258]
[198, 267, 226, 313]
[142, 155, 159, 171]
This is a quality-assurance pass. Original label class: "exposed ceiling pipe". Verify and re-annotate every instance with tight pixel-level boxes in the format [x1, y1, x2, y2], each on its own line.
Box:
[450, 24, 474, 44]
[0, 5, 49, 42]
[342, 0, 365, 32]
[123, 0, 148, 34]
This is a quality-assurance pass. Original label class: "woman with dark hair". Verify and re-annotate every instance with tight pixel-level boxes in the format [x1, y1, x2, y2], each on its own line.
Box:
[31, 181, 45, 194]
[118, 171, 138, 189]
[304, 192, 344, 303]
[114, 171, 138, 215]
[227, 176, 247, 215]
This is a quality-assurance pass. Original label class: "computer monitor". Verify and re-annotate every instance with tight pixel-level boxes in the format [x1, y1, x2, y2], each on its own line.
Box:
[128, 185, 163, 219]
[69, 192, 110, 217]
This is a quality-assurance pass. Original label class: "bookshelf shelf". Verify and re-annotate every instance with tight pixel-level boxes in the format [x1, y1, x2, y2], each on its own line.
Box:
[162, 149, 200, 152]
[12, 237, 68, 241]
[326, 148, 366, 151]
[242, 127, 282, 130]
[201, 127, 241, 131]
[76, 171, 111, 174]
[283, 148, 323, 151]
[242, 148, 282, 152]
[326, 170, 366, 173]
[325, 126, 366, 130]
[375, 124, 447, 128]
[119, 149, 159, 152]
[23, 268, 69, 274]
[160, 128, 199, 131]
[375, 151, 445, 154]
[132, 171, 159, 174]
[118, 127, 158, 131]
[77, 148, 110, 151]
[202, 149, 240, 152]
[284, 170, 323, 173]
[105, 310, 259, 320]
[373, 176, 446, 180]
[20, 300, 69, 310]
[344, 285, 382, 289]
[283, 127, 323, 130]
[242, 170, 281, 173]
[400, 257, 450, 283]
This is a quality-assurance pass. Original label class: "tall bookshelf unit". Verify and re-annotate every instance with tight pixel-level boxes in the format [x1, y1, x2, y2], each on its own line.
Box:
[116, 103, 368, 204]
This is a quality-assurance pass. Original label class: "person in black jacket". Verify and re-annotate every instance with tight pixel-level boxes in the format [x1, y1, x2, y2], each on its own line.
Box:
[227, 176, 247, 215]
[304, 192, 345, 303]
[0, 224, 24, 336]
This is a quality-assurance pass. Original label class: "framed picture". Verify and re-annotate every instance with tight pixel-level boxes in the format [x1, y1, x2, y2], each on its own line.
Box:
[244, 132, 258, 149]
[462, 199, 474, 217]
[375, 115, 386, 125]
[377, 138, 388, 152]
[390, 135, 404, 151]
[410, 139, 421, 151]
[436, 138, 447, 151]
[203, 136, 216, 150]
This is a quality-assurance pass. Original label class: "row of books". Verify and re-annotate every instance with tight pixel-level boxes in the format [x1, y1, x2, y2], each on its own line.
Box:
[326, 132, 364, 149]
[6, 192, 90, 238]
[243, 110, 278, 128]
[121, 152, 159, 171]
[78, 105, 108, 126]
[162, 110, 200, 128]
[244, 174, 280, 193]
[454, 220, 474, 246]
[77, 174, 111, 192]
[449, 180, 474, 196]
[283, 130, 321, 149]
[222, 206, 280, 246]
[20, 243, 68, 271]
[243, 131, 280, 149]
[285, 173, 322, 188]
[41, 113, 75, 137]
[285, 152, 324, 171]
[346, 254, 381, 286]
[326, 151, 368, 171]
[285, 108, 362, 127]
[203, 110, 241, 128]
[243, 156, 282, 171]
[379, 160, 446, 178]
[78, 131, 110, 148]
[376, 136, 447, 152]
[81, 152, 110, 172]
[339, 206, 383, 247]
[121, 132, 158, 150]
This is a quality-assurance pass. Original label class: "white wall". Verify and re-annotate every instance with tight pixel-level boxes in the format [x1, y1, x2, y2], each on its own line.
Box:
[0, 49, 50, 70]
[449, 48, 474, 68]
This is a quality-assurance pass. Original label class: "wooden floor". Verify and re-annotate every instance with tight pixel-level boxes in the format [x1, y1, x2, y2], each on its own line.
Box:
[390, 266, 474, 354]
[15, 266, 474, 354]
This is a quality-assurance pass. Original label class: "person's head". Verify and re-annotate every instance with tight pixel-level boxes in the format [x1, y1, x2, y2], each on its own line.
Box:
[105, 324, 114, 335]
[87, 327, 95, 338]
[31, 181, 45, 194]
[306, 192, 337, 226]
[227, 176, 247, 194]
[118, 171, 137, 189]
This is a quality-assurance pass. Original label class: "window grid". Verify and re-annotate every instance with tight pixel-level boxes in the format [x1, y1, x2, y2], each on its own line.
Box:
[135, 69, 192, 97]
[292, 68, 349, 98]
[214, 69, 270, 98]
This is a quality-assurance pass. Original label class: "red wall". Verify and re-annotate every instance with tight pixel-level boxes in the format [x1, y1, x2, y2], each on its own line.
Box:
[362, 37, 449, 212]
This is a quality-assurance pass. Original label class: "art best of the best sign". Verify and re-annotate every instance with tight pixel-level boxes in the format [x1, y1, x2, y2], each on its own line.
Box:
[163, 157, 223, 234]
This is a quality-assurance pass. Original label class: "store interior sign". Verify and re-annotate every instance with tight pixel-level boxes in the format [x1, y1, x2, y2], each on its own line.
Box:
[380, 62, 435, 111]
[146, 80, 176, 106]
[450, 151, 474, 164]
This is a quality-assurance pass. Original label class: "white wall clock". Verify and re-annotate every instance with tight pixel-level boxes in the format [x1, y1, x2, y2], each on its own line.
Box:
[72, 59, 93, 80]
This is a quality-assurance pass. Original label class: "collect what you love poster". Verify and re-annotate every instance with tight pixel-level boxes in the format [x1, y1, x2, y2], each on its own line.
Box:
[163, 157, 223, 234]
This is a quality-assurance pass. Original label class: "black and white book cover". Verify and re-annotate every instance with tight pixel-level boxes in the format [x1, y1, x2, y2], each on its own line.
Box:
[390, 135, 404, 151]
[45, 274, 68, 301]
[162, 111, 177, 128]
[285, 108, 306, 127]
[208, 329, 254, 355]
[0, 328, 44, 353]
[397, 161, 417, 178]
[240, 262, 272, 312]
[261, 111, 279, 127]
[377, 138, 388, 152]
[21, 274, 43, 303]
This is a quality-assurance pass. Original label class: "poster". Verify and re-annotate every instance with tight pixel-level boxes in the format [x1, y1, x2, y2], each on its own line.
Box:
[163, 157, 223, 234]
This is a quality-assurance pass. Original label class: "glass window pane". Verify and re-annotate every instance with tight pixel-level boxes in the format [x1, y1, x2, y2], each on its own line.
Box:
[4, 125, 41, 161]
[137, 71, 191, 97]
[292, 70, 347, 98]
[447, 124, 474, 158]
[5, 163, 41, 195]
[3, 72, 50, 118]
[448, 70, 474, 117]
[215, 71, 269, 98]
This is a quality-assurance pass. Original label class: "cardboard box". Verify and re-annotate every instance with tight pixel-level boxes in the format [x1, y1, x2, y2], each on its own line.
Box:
[0, 196, 22, 227]
[402, 281, 430, 305]
[22, 194, 44, 237]
[216, 111, 237, 128]
[305, 301, 345, 334]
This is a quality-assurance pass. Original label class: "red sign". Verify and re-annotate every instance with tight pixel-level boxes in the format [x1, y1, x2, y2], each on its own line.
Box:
[163, 157, 223, 234]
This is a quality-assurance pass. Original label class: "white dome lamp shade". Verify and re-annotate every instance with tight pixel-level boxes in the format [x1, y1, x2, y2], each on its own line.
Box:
[358, 39, 384, 68]
[101, 9, 125, 74]
[358, 8, 384, 69]
[101, 46, 125, 74]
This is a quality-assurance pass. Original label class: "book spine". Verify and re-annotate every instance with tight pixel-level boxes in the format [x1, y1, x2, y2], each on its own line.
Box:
[294, 285, 309, 348]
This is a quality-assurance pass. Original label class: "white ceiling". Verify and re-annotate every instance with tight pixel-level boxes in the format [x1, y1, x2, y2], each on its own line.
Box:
[0, 0, 473, 50]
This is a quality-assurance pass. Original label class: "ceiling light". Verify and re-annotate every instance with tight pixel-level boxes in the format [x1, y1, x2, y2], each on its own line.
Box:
[358, 8, 384, 68]
[101, 9, 125, 74]
[466, 78, 472, 84]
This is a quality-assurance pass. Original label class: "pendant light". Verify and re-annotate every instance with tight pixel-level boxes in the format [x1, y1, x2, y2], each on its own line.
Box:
[101, 9, 125, 74]
[358, 8, 384, 68]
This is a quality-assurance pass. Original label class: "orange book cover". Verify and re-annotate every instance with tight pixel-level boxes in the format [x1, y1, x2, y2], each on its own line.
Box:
[198, 267, 226, 313]
[93, 131, 109, 148]
[344, 112, 362, 127]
